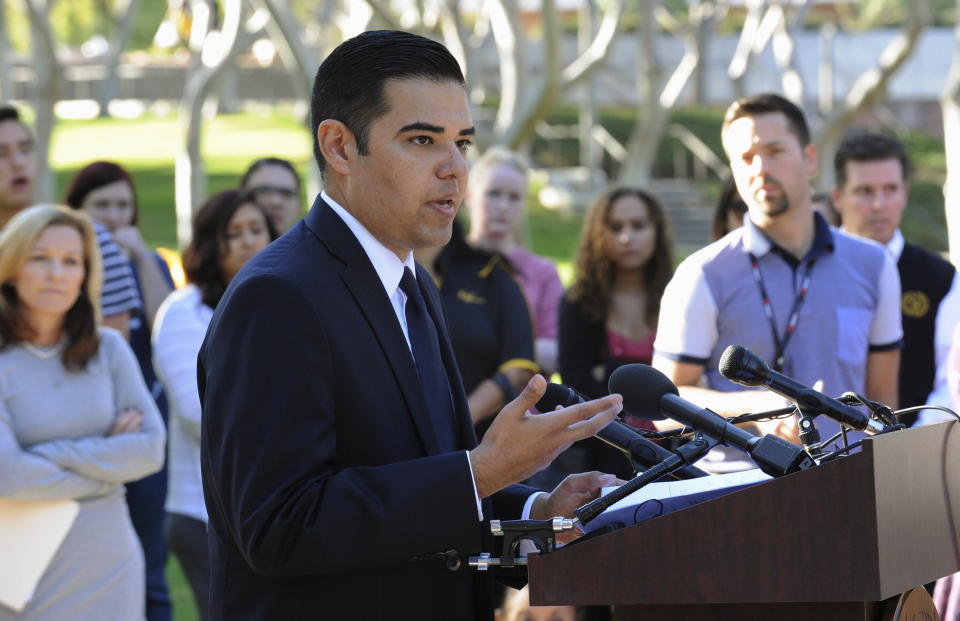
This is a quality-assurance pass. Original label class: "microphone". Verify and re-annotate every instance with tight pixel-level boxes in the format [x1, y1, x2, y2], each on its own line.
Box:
[607, 364, 814, 478]
[536, 383, 707, 479]
[718, 345, 887, 435]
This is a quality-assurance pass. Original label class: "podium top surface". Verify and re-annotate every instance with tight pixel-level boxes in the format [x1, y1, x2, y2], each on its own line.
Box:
[528, 421, 960, 606]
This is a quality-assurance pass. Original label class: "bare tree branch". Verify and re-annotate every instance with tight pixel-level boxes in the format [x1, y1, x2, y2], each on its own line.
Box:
[0, 1, 12, 102]
[363, 0, 402, 32]
[560, 0, 625, 89]
[175, 0, 250, 247]
[98, 0, 142, 117]
[941, 0, 960, 266]
[23, 0, 62, 202]
[814, 0, 930, 190]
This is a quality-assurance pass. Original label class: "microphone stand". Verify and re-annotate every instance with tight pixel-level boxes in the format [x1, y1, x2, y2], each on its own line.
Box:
[469, 434, 716, 573]
[795, 406, 824, 460]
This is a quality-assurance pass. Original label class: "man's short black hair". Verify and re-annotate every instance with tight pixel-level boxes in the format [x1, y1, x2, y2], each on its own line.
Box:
[0, 104, 33, 143]
[834, 131, 913, 189]
[0, 105, 21, 125]
[722, 93, 810, 147]
[309, 30, 465, 178]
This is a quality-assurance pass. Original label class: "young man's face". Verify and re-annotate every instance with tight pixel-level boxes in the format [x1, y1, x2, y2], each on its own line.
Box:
[0, 119, 36, 214]
[833, 158, 908, 245]
[722, 112, 816, 224]
[335, 77, 473, 258]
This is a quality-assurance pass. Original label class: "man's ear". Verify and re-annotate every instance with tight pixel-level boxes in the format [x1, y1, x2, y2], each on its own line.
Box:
[317, 120, 356, 176]
[803, 142, 818, 178]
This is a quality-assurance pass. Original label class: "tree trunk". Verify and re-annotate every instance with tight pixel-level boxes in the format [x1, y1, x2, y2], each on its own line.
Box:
[261, 0, 319, 95]
[23, 0, 61, 204]
[942, 0, 960, 266]
[175, 0, 247, 249]
[487, 0, 622, 149]
[813, 0, 930, 191]
[579, 0, 600, 175]
[259, 0, 323, 199]
[771, 0, 812, 107]
[97, 0, 141, 117]
[728, 0, 770, 100]
[0, 0, 12, 102]
[618, 0, 699, 184]
[817, 21, 836, 117]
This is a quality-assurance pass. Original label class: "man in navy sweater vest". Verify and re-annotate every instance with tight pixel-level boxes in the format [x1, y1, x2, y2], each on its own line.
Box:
[833, 132, 960, 423]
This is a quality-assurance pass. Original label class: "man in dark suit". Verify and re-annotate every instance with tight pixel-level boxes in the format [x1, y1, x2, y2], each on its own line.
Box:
[833, 132, 959, 423]
[198, 30, 622, 620]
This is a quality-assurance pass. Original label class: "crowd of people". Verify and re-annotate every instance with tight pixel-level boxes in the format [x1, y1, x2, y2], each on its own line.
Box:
[0, 28, 959, 621]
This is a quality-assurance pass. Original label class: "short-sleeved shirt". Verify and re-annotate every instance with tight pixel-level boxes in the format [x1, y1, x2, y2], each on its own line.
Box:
[93, 221, 142, 317]
[655, 212, 902, 456]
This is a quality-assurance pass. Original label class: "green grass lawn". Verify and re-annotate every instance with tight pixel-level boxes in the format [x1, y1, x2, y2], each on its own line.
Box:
[51, 112, 315, 250]
[49, 112, 587, 276]
[166, 557, 199, 621]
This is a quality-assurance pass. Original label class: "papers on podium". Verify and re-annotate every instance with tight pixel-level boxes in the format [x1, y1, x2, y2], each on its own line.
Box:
[0, 498, 79, 613]
[583, 469, 772, 534]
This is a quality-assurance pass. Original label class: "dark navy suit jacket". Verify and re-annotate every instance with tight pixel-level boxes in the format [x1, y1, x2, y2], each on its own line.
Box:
[198, 197, 534, 620]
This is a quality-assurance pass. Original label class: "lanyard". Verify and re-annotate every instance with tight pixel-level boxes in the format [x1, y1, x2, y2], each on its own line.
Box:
[747, 253, 816, 373]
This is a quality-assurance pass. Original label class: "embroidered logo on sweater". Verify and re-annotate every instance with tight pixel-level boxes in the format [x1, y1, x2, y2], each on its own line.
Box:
[902, 291, 930, 319]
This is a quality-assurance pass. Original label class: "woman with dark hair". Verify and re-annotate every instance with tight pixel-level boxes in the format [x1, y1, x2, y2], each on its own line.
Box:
[63, 160, 175, 621]
[151, 190, 276, 618]
[240, 157, 303, 235]
[65, 161, 173, 329]
[551, 187, 674, 483]
[413, 220, 537, 435]
[0, 205, 165, 620]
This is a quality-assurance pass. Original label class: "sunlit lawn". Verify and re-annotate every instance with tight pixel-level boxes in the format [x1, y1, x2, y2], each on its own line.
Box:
[50, 112, 583, 280]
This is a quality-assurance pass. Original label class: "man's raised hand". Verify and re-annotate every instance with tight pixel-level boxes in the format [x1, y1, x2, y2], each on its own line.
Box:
[469, 374, 622, 499]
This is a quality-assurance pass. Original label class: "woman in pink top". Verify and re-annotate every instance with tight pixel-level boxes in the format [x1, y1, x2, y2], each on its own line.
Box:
[466, 148, 564, 375]
[532, 187, 675, 486]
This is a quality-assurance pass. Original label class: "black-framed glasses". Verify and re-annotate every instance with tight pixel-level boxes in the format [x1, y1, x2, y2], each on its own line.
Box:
[251, 185, 297, 201]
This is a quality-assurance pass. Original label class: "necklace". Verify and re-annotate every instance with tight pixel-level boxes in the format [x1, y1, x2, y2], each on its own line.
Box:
[21, 341, 64, 360]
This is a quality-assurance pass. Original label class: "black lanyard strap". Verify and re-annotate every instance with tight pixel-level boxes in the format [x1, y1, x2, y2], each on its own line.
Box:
[747, 253, 816, 373]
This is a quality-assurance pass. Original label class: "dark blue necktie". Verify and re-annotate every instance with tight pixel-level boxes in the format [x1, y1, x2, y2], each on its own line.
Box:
[399, 268, 458, 453]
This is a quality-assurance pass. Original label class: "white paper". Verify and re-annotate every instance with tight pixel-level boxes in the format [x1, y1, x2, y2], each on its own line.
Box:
[0, 498, 79, 613]
[600, 468, 772, 512]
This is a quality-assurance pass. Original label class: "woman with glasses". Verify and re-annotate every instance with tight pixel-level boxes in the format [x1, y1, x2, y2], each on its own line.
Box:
[240, 158, 303, 235]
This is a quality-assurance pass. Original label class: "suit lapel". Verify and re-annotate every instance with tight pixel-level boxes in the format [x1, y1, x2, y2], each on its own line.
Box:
[306, 197, 441, 456]
[417, 264, 477, 451]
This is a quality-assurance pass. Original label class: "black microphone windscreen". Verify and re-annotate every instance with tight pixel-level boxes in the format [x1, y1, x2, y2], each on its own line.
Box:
[608, 364, 675, 421]
[718, 345, 748, 380]
[536, 383, 578, 412]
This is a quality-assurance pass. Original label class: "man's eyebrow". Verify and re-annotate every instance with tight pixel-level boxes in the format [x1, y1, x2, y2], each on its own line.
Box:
[396, 122, 476, 137]
[397, 122, 444, 135]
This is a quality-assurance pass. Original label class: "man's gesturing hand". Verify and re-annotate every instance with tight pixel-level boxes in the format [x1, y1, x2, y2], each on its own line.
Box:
[469, 374, 622, 499]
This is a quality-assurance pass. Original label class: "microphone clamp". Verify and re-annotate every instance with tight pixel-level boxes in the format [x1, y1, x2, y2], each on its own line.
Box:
[468, 517, 579, 573]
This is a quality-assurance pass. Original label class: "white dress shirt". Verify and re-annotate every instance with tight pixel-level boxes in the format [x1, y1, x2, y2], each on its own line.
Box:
[322, 192, 543, 520]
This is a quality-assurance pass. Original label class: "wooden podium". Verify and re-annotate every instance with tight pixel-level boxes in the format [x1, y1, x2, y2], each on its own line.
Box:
[528, 421, 960, 620]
